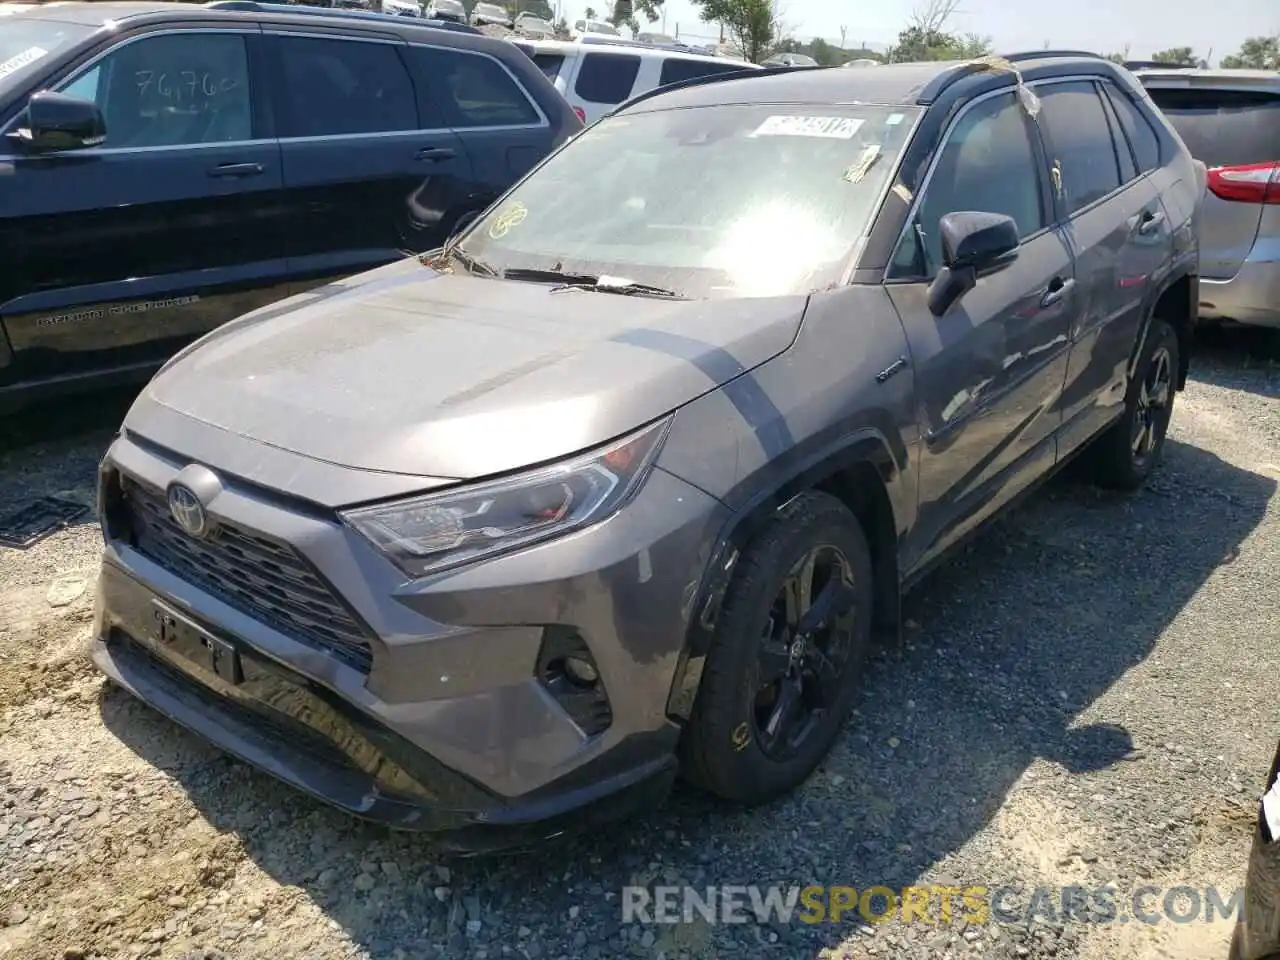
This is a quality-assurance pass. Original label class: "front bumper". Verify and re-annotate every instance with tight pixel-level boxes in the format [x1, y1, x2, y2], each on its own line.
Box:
[92, 429, 728, 850]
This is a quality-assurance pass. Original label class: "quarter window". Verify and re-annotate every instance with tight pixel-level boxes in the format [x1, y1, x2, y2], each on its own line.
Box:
[892, 91, 1046, 279]
[1036, 81, 1124, 215]
[573, 52, 640, 104]
[409, 47, 539, 127]
[1103, 83, 1162, 172]
[276, 36, 417, 137]
[1099, 88, 1138, 183]
[56, 32, 252, 148]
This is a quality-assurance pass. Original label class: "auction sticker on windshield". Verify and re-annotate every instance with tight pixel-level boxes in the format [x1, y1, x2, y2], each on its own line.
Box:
[0, 46, 48, 79]
[752, 115, 864, 139]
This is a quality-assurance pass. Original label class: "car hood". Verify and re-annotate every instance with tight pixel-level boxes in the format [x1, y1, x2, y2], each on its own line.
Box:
[138, 257, 807, 480]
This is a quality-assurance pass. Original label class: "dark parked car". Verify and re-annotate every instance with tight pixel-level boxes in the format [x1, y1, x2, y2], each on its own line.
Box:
[92, 52, 1201, 852]
[0, 0, 579, 414]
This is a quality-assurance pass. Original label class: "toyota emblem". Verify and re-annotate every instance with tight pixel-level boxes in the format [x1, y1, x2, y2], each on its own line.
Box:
[167, 483, 208, 538]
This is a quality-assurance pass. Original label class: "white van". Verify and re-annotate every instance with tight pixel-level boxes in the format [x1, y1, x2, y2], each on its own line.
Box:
[507, 37, 760, 124]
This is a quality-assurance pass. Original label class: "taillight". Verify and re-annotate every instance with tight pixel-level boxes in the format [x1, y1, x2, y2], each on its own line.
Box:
[573, 106, 586, 124]
[1205, 162, 1280, 204]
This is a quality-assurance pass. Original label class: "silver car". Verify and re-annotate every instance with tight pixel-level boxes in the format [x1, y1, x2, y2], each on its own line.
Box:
[1137, 68, 1280, 328]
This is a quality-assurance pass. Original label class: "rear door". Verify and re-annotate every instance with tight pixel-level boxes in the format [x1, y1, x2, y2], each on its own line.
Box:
[265, 27, 473, 284]
[1034, 78, 1174, 455]
[404, 42, 554, 192]
[1141, 74, 1280, 279]
[0, 25, 287, 391]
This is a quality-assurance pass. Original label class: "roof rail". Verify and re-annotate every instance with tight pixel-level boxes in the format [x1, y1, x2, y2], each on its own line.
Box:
[918, 48, 1112, 104]
[1124, 60, 1200, 71]
[612, 62, 818, 115]
[204, 0, 482, 30]
[997, 49, 1107, 63]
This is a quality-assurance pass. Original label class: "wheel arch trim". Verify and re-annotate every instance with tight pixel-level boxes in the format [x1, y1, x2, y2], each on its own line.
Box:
[664, 427, 903, 722]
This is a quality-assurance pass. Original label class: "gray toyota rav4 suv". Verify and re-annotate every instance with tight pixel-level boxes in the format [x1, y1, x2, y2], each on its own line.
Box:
[91, 52, 1203, 851]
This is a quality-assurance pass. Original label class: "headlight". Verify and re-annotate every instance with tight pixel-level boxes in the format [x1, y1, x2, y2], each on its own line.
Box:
[340, 417, 672, 577]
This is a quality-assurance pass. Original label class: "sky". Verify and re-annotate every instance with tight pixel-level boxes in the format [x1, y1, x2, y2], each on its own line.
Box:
[556, 0, 1274, 63]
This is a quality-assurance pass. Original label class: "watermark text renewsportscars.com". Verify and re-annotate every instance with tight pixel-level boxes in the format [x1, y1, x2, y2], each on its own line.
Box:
[621, 884, 1244, 927]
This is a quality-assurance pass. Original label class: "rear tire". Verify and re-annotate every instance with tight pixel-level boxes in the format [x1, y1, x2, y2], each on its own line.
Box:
[1089, 318, 1179, 491]
[678, 491, 874, 805]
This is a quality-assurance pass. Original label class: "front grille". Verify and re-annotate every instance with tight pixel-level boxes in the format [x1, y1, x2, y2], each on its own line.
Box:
[121, 477, 374, 673]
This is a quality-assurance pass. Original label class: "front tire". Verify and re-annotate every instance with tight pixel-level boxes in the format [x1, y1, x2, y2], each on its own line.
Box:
[678, 491, 874, 805]
[1089, 318, 1179, 491]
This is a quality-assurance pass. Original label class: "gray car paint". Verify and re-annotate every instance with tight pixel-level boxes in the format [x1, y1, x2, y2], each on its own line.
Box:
[141, 255, 808, 481]
[90, 59, 1203, 837]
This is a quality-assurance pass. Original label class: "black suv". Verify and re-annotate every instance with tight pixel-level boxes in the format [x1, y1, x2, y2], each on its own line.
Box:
[0, 1, 579, 413]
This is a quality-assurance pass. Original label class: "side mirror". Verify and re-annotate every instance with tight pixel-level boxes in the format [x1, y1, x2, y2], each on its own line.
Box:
[927, 211, 1020, 316]
[19, 91, 106, 152]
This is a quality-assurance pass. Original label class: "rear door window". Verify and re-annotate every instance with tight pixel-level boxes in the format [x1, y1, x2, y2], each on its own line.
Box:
[409, 47, 540, 127]
[573, 52, 640, 104]
[658, 56, 744, 85]
[1035, 80, 1123, 215]
[1144, 86, 1280, 167]
[275, 36, 417, 137]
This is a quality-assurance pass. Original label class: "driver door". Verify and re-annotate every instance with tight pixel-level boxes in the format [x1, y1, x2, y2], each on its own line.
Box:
[0, 27, 286, 390]
[887, 90, 1078, 573]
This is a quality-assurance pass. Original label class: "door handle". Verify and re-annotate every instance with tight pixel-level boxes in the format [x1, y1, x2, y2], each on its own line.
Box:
[414, 146, 456, 162]
[208, 162, 264, 178]
[1040, 277, 1076, 308]
[1137, 209, 1165, 235]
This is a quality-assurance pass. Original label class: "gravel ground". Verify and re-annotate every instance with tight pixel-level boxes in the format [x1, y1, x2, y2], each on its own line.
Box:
[1, 327, 1278, 960]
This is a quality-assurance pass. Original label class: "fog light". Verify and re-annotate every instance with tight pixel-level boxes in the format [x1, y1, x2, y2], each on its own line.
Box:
[564, 655, 599, 685]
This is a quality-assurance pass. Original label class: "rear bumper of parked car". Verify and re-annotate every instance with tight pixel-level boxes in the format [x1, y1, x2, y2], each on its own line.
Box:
[90, 430, 728, 851]
[1230, 740, 1280, 960]
[1199, 241, 1280, 329]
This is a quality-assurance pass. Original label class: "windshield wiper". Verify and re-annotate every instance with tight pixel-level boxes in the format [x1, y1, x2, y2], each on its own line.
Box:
[447, 245, 499, 277]
[502, 268, 686, 299]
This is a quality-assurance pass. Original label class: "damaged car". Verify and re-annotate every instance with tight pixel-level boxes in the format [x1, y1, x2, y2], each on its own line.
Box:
[92, 51, 1201, 851]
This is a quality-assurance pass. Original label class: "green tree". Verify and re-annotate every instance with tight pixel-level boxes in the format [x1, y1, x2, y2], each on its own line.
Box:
[1220, 35, 1280, 69]
[693, 0, 777, 63]
[810, 37, 838, 65]
[884, 0, 991, 62]
[887, 24, 991, 61]
[1151, 46, 1197, 65]
[609, 0, 661, 26]
[583, 5, 596, 17]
